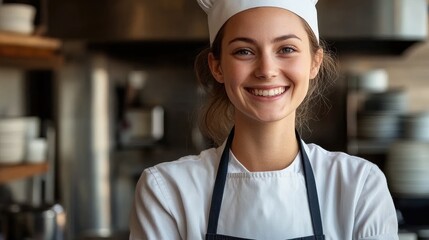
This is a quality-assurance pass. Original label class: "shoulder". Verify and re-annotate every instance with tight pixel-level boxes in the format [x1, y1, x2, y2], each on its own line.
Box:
[137, 146, 221, 194]
[131, 147, 223, 239]
[304, 142, 380, 179]
[304, 143, 398, 238]
[304, 142, 388, 200]
[152, 146, 220, 178]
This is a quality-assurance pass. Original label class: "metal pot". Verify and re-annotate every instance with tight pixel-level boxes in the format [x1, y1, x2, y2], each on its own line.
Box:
[0, 203, 65, 240]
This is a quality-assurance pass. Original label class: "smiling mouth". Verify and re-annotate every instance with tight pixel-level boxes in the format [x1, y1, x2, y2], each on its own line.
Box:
[247, 87, 287, 97]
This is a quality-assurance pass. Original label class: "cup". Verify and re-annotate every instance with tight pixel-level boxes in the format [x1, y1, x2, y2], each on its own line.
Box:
[26, 138, 47, 164]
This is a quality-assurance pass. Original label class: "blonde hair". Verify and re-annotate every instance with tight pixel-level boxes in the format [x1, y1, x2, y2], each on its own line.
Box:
[195, 21, 337, 146]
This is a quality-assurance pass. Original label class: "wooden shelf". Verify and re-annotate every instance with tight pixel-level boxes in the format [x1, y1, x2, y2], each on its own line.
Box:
[0, 31, 61, 49]
[0, 31, 62, 69]
[0, 162, 49, 184]
[0, 33, 57, 184]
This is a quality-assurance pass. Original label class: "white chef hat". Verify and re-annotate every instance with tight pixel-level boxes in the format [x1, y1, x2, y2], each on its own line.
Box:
[197, 0, 319, 44]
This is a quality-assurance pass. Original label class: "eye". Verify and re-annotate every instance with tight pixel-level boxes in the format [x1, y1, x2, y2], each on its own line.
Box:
[278, 47, 296, 54]
[233, 48, 253, 56]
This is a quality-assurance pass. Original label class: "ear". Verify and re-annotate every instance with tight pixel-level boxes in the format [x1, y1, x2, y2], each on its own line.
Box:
[310, 48, 323, 80]
[208, 52, 224, 83]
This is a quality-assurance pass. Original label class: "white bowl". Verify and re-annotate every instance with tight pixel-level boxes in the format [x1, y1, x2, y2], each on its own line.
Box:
[0, 20, 34, 34]
[0, 3, 36, 34]
[0, 117, 40, 164]
[0, 119, 27, 147]
[0, 118, 26, 131]
[0, 4, 35, 19]
[349, 69, 389, 92]
[0, 146, 25, 164]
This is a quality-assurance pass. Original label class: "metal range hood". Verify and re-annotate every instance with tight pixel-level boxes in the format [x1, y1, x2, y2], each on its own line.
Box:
[48, 0, 427, 54]
[49, 2, 427, 51]
[317, 0, 428, 54]
[47, 0, 208, 42]
[319, 0, 427, 40]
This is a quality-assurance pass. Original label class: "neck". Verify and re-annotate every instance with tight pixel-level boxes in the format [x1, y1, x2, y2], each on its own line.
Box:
[231, 118, 299, 172]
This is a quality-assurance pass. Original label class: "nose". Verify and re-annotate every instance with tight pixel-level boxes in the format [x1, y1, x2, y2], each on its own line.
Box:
[254, 53, 278, 80]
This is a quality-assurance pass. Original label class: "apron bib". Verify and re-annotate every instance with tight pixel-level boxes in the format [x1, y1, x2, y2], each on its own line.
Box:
[205, 129, 325, 240]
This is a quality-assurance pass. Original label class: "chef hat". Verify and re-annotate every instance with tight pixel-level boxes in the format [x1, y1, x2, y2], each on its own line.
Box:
[197, 0, 319, 44]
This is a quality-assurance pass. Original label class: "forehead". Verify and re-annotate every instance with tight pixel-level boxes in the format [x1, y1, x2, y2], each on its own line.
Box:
[222, 7, 308, 41]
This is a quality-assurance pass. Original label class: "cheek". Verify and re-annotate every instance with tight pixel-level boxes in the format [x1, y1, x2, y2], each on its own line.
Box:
[221, 62, 248, 86]
[283, 59, 312, 102]
[284, 59, 312, 84]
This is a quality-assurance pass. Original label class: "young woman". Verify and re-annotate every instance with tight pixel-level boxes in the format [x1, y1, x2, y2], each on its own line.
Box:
[129, 0, 399, 239]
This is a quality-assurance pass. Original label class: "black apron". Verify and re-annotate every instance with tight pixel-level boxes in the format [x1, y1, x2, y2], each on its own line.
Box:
[205, 129, 325, 240]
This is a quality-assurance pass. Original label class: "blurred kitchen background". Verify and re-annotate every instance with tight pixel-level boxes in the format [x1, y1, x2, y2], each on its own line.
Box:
[0, 0, 429, 239]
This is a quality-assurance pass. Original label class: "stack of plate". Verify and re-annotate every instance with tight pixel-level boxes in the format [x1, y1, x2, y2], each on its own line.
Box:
[0, 118, 27, 164]
[401, 112, 429, 141]
[364, 89, 407, 114]
[386, 140, 429, 197]
[357, 112, 401, 139]
[0, 117, 40, 164]
[0, 4, 36, 34]
[356, 89, 407, 140]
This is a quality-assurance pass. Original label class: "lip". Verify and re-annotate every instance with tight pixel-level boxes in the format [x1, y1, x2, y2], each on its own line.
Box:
[245, 86, 289, 98]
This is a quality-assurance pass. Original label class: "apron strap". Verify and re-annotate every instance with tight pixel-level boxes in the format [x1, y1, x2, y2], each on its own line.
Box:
[206, 128, 235, 234]
[296, 131, 324, 236]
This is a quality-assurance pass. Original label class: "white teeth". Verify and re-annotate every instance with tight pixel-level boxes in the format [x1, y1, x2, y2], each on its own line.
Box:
[251, 87, 286, 97]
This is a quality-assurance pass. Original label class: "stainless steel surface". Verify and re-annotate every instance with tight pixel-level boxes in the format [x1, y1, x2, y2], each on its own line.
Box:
[58, 45, 113, 239]
[57, 42, 203, 238]
[318, 0, 427, 40]
[48, 0, 208, 41]
[89, 55, 112, 234]
[47, 0, 427, 42]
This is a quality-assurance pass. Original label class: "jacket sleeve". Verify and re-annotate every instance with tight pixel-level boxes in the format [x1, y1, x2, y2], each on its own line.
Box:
[354, 164, 399, 240]
[129, 167, 181, 240]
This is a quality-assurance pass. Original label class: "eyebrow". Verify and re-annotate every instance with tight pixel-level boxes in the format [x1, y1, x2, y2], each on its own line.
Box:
[228, 34, 302, 45]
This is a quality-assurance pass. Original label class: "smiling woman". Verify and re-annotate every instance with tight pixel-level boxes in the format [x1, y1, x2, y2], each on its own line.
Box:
[197, 8, 336, 145]
[129, 0, 399, 239]
[208, 8, 320, 141]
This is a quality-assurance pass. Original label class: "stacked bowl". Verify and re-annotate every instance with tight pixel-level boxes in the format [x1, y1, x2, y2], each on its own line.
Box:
[0, 118, 27, 164]
[0, 3, 36, 34]
[0, 117, 40, 165]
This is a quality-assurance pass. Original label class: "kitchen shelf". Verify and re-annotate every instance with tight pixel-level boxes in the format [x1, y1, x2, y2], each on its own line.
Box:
[0, 162, 49, 184]
[0, 31, 62, 69]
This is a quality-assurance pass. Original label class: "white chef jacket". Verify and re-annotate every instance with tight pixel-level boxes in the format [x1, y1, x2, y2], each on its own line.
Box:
[129, 141, 398, 240]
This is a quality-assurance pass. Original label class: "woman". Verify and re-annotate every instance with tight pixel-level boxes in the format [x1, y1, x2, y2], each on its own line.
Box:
[129, 0, 399, 239]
